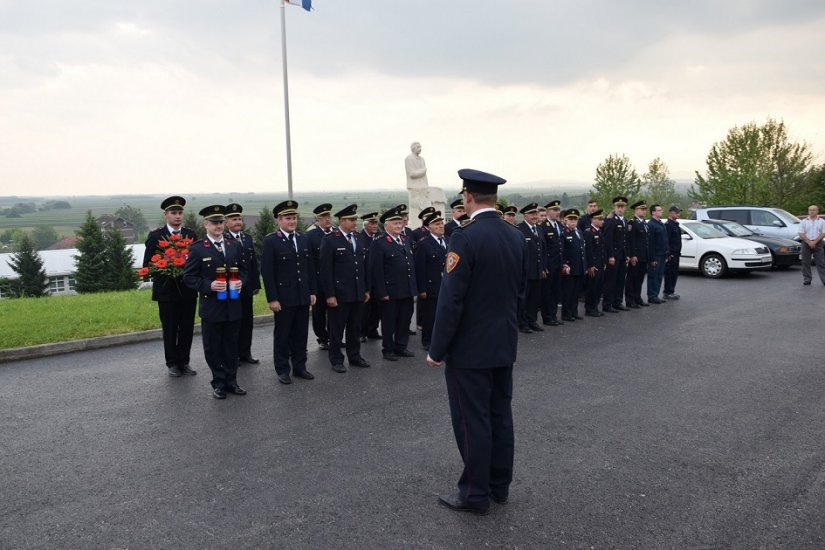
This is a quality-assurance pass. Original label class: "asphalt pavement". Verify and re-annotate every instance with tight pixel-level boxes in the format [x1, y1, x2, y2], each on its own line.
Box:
[2, 267, 824, 549]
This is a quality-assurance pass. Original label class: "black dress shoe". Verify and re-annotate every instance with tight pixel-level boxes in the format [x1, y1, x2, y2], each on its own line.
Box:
[212, 387, 226, 399]
[519, 326, 533, 334]
[293, 370, 315, 380]
[528, 324, 544, 332]
[395, 349, 415, 357]
[543, 320, 560, 326]
[490, 494, 509, 505]
[383, 352, 399, 361]
[649, 297, 664, 304]
[239, 356, 260, 364]
[561, 316, 576, 322]
[179, 364, 197, 376]
[408, 329, 417, 335]
[359, 336, 367, 343]
[603, 306, 618, 313]
[167, 366, 183, 377]
[318, 341, 329, 350]
[616, 304, 629, 311]
[332, 364, 347, 373]
[438, 493, 490, 516]
[803, 281, 812, 285]
[350, 358, 371, 368]
[638, 301, 649, 307]
[628, 303, 640, 309]
[585, 311, 601, 317]
[574, 315, 584, 320]
[277, 373, 293, 385]
[226, 384, 247, 395]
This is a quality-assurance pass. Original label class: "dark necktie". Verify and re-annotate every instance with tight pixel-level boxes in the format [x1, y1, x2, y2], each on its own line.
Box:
[346, 233, 356, 252]
[438, 237, 445, 249]
[172, 230, 180, 235]
[214, 240, 223, 256]
[288, 233, 297, 252]
[531, 225, 537, 237]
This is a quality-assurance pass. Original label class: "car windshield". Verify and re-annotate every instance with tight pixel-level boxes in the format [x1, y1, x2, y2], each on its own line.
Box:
[717, 221, 753, 237]
[771, 208, 801, 225]
[684, 222, 726, 239]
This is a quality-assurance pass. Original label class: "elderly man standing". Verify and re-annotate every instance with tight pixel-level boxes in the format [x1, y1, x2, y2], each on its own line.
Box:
[427, 168, 526, 516]
[799, 204, 825, 286]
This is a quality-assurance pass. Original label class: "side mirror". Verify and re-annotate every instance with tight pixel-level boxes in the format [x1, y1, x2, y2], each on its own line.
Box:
[681, 234, 692, 240]
[772, 220, 784, 227]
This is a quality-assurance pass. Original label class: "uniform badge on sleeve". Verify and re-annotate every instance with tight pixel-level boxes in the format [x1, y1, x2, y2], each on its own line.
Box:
[446, 252, 460, 273]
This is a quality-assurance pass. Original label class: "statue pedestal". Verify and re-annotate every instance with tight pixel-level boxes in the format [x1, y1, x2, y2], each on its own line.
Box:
[407, 185, 446, 228]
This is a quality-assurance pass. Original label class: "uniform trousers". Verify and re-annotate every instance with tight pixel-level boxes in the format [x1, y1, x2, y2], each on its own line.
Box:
[380, 297, 414, 354]
[664, 256, 680, 295]
[561, 275, 583, 318]
[360, 298, 381, 337]
[157, 299, 196, 368]
[585, 270, 604, 313]
[273, 305, 310, 376]
[201, 319, 240, 390]
[237, 295, 255, 360]
[625, 261, 648, 305]
[311, 292, 329, 345]
[541, 268, 562, 322]
[419, 295, 439, 347]
[444, 365, 514, 508]
[602, 260, 627, 308]
[520, 279, 542, 327]
[327, 301, 364, 366]
[647, 255, 666, 300]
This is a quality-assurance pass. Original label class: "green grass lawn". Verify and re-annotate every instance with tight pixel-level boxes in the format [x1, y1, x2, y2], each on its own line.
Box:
[0, 289, 273, 349]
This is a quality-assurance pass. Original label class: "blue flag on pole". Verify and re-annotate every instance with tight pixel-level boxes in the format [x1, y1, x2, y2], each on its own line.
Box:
[286, 0, 312, 11]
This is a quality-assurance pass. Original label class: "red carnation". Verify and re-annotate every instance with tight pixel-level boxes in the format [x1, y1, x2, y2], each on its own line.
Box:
[158, 240, 169, 248]
[172, 257, 186, 267]
[138, 267, 150, 277]
[155, 259, 169, 269]
[151, 254, 162, 263]
[164, 247, 176, 257]
[169, 233, 181, 241]
[176, 240, 187, 248]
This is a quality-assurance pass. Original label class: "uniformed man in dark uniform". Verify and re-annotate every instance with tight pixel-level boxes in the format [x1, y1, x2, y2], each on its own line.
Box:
[414, 210, 448, 351]
[577, 199, 599, 231]
[625, 200, 650, 308]
[143, 196, 198, 377]
[426, 168, 527, 516]
[540, 200, 564, 326]
[261, 200, 317, 384]
[182, 205, 248, 399]
[663, 206, 682, 300]
[306, 203, 335, 350]
[602, 196, 630, 313]
[411, 206, 435, 244]
[517, 202, 546, 333]
[224, 203, 261, 365]
[444, 198, 465, 237]
[583, 209, 606, 317]
[369, 206, 417, 361]
[561, 208, 586, 321]
[319, 204, 372, 373]
[398, 206, 416, 243]
[503, 205, 518, 226]
[358, 211, 382, 341]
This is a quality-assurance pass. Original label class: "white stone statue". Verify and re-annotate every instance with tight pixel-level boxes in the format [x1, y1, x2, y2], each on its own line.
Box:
[405, 141, 445, 227]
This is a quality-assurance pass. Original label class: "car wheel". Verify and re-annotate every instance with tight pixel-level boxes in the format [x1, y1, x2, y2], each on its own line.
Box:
[700, 253, 727, 278]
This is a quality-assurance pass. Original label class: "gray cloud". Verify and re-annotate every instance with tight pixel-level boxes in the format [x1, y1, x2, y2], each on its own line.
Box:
[2, 0, 824, 87]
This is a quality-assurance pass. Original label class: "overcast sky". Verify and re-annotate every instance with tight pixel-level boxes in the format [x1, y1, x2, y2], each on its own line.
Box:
[2, 0, 824, 196]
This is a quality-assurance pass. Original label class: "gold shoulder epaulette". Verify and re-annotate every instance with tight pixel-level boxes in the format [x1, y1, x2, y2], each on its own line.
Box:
[459, 218, 476, 229]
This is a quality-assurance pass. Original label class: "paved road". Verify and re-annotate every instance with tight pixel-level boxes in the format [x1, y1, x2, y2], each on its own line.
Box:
[2, 268, 824, 549]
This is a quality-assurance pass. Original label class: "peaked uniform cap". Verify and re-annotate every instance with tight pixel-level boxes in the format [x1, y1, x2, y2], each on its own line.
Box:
[335, 204, 359, 219]
[199, 204, 226, 221]
[161, 196, 186, 211]
[457, 168, 507, 195]
[450, 198, 465, 209]
[313, 203, 333, 216]
[274, 200, 299, 217]
[519, 202, 539, 215]
[360, 211, 379, 221]
[225, 203, 243, 218]
[563, 208, 581, 220]
[423, 210, 443, 226]
[380, 206, 405, 223]
[417, 206, 436, 220]
[545, 200, 561, 209]
[612, 196, 629, 206]
[591, 209, 605, 219]
[630, 200, 648, 210]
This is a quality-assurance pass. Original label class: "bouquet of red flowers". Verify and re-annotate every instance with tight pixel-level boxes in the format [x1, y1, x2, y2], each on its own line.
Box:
[137, 233, 194, 280]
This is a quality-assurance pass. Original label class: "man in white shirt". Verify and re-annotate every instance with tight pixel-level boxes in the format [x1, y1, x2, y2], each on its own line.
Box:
[799, 204, 825, 285]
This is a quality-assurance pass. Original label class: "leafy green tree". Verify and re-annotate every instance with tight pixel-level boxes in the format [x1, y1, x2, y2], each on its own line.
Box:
[642, 158, 681, 208]
[183, 210, 206, 240]
[0, 228, 27, 247]
[31, 225, 59, 250]
[690, 118, 813, 210]
[808, 164, 825, 213]
[104, 227, 138, 290]
[591, 154, 642, 208]
[6, 234, 48, 297]
[74, 211, 109, 293]
[253, 205, 277, 258]
[114, 204, 148, 237]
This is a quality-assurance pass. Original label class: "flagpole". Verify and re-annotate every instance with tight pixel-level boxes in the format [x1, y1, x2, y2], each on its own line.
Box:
[279, 1, 294, 200]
